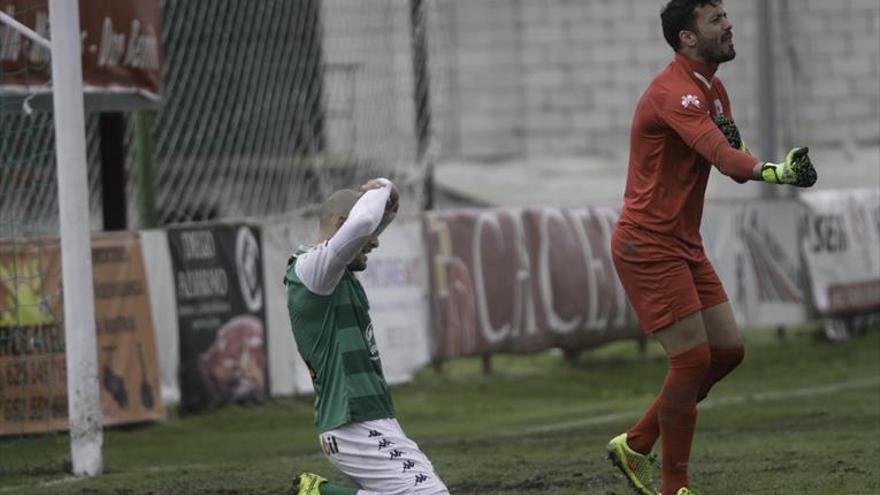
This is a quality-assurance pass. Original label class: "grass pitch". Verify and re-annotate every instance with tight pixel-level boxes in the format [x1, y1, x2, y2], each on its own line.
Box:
[2, 324, 879, 494]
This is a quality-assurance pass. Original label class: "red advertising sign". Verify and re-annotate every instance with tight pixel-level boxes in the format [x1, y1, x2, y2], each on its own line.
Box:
[0, 0, 161, 109]
[424, 206, 640, 360]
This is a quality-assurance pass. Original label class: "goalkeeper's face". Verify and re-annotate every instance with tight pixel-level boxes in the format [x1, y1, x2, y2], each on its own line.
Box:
[348, 234, 379, 272]
[692, 2, 736, 64]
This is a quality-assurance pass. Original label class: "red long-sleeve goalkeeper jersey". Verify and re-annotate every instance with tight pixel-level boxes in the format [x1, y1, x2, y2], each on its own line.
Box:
[617, 52, 758, 260]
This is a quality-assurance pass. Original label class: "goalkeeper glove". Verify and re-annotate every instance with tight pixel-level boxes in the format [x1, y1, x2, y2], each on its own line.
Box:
[760, 147, 818, 187]
[714, 114, 748, 152]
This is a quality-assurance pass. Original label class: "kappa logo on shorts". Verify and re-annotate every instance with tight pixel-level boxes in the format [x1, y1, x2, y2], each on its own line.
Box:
[368, 429, 382, 438]
[378, 438, 395, 450]
[321, 435, 340, 455]
[415, 474, 429, 485]
[389, 449, 404, 459]
[402, 460, 416, 472]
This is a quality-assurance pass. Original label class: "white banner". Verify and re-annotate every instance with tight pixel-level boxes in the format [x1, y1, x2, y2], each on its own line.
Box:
[358, 220, 432, 385]
[260, 213, 317, 397]
[141, 229, 181, 406]
[799, 188, 880, 316]
[702, 199, 807, 327]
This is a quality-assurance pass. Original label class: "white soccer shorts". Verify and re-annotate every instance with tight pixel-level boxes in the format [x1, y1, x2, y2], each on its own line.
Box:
[319, 418, 449, 495]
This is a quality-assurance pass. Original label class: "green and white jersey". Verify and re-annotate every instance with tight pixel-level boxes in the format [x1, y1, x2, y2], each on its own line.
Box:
[285, 180, 396, 432]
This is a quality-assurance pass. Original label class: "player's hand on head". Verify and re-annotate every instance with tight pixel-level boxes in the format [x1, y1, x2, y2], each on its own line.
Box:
[360, 179, 386, 193]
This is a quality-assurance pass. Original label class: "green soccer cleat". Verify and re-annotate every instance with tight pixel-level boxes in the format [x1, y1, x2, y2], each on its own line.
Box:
[291, 472, 327, 495]
[606, 433, 659, 495]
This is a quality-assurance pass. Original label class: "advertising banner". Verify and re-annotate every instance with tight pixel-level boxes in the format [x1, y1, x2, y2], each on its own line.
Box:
[0, 0, 161, 109]
[167, 224, 268, 410]
[424, 206, 638, 360]
[702, 199, 808, 327]
[357, 219, 431, 384]
[0, 232, 165, 436]
[799, 189, 880, 316]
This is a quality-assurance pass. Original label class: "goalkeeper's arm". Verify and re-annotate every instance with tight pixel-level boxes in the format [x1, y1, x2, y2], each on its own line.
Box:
[712, 115, 817, 187]
[692, 126, 818, 187]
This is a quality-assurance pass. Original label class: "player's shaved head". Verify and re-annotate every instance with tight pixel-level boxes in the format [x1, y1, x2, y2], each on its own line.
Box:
[318, 189, 359, 240]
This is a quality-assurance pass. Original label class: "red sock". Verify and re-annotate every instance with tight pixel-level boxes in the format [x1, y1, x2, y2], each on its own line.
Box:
[696, 345, 745, 401]
[658, 344, 710, 495]
[627, 395, 661, 455]
[627, 344, 744, 455]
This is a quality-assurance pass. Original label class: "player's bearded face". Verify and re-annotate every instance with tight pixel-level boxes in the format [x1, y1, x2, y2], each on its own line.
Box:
[348, 235, 378, 272]
[693, 5, 736, 64]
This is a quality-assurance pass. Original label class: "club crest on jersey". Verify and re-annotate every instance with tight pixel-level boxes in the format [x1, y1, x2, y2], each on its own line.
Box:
[365, 322, 379, 360]
[681, 94, 701, 109]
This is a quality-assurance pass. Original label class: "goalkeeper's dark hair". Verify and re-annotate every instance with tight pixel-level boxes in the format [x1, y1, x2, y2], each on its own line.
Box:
[661, 0, 722, 51]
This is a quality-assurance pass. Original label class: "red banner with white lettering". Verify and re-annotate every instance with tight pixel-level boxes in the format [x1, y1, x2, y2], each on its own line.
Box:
[424, 207, 640, 360]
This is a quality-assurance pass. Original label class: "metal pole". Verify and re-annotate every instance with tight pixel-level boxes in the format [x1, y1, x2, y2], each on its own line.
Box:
[132, 111, 158, 229]
[48, 0, 103, 476]
[0, 10, 51, 49]
[409, 0, 434, 210]
[757, 0, 778, 198]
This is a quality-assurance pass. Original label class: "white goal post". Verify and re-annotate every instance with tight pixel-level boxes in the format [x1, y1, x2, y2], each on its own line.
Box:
[0, 0, 104, 476]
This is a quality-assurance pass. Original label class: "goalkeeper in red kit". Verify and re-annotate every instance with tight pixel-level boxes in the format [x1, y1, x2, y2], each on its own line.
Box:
[605, 1, 817, 495]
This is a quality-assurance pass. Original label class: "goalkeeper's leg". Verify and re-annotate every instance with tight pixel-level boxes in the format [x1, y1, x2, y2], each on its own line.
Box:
[653, 314, 711, 495]
[696, 303, 745, 401]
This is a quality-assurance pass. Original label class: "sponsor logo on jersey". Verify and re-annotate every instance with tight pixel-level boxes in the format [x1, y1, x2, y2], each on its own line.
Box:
[681, 94, 701, 109]
[365, 322, 379, 360]
[714, 99, 724, 116]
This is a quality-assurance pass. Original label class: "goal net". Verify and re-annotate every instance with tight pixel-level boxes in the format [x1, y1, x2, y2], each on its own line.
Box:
[1, 0, 446, 482]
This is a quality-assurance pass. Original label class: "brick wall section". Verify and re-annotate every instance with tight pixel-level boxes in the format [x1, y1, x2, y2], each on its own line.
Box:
[435, 0, 880, 161]
[322, 0, 417, 164]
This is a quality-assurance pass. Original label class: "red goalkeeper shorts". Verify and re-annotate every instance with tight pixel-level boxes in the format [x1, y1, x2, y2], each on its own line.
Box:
[611, 225, 729, 335]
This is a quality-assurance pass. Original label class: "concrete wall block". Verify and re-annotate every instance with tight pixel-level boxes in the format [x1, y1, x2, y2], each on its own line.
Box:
[853, 77, 880, 97]
[591, 44, 634, 64]
[851, 34, 880, 58]
[852, 119, 880, 144]
[832, 56, 878, 77]
[568, 23, 612, 43]
[608, 22, 660, 46]
[568, 65, 609, 85]
[526, 111, 571, 131]
[810, 79, 853, 99]
[793, 14, 830, 36]
[459, 132, 525, 159]
[572, 109, 616, 131]
[832, 98, 879, 121]
[520, 0, 551, 23]
[589, 0, 635, 21]
[523, 68, 568, 87]
[796, 101, 837, 123]
[827, 11, 873, 34]
[807, 37, 851, 55]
